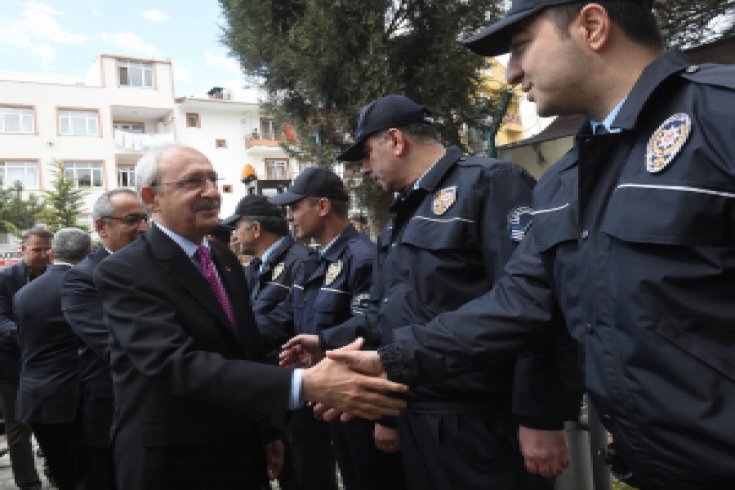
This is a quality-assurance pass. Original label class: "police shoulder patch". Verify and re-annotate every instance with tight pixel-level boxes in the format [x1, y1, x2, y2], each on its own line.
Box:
[271, 262, 285, 280]
[508, 206, 533, 242]
[324, 259, 342, 286]
[433, 186, 457, 215]
[646, 113, 691, 173]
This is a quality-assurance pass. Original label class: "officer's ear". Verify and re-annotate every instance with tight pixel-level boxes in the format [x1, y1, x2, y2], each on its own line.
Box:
[387, 128, 408, 156]
[317, 197, 331, 217]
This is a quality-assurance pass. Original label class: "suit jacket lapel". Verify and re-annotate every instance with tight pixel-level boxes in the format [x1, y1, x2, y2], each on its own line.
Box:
[146, 226, 239, 344]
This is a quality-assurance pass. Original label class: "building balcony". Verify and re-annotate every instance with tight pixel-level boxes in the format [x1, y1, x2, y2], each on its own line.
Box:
[244, 131, 281, 149]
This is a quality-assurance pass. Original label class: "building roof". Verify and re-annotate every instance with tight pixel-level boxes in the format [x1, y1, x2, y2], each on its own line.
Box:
[500, 114, 585, 150]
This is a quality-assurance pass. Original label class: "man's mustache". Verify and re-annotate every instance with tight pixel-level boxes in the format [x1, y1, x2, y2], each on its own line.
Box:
[193, 198, 220, 211]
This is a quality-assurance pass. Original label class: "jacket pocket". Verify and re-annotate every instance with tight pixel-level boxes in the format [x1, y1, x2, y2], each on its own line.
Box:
[601, 182, 735, 246]
[531, 202, 579, 252]
[655, 321, 735, 383]
[400, 216, 471, 251]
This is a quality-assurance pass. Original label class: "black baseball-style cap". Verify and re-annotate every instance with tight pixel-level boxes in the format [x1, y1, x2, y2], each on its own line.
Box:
[462, 0, 654, 57]
[268, 167, 348, 206]
[337, 94, 433, 161]
[221, 195, 285, 227]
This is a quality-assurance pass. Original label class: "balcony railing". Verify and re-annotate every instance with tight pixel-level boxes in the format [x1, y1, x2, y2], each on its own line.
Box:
[114, 129, 175, 151]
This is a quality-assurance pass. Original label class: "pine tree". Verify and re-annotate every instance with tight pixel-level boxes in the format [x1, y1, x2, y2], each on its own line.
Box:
[36, 160, 88, 232]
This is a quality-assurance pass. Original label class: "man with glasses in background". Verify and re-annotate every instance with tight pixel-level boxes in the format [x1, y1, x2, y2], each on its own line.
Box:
[61, 189, 148, 489]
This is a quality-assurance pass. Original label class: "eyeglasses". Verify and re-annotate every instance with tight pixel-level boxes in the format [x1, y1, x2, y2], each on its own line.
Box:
[103, 213, 149, 225]
[152, 174, 221, 191]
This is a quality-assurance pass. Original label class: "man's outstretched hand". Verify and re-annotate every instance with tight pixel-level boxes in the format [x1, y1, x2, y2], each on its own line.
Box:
[302, 338, 406, 420]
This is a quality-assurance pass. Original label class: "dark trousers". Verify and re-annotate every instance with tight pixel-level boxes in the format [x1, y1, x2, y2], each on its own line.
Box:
[0, 376, 41, 489]
[397, 410, 554, 490]
[78, 387, 114, 490]
[31, 422, 80, 490]
[331, 418, 406, 490]
[279, 407, 337, 490]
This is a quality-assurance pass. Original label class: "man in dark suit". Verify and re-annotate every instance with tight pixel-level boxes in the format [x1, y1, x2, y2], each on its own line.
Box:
[61, 189, 148, 489]
[0, 227, 50, 490]
[15, 227, 91, 490]
[93, 144, 407, 490]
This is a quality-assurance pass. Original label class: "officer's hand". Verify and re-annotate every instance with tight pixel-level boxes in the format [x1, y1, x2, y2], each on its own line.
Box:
[302, 339, 407, 420]
[374, 423, 401, 453]
[518, 426, 569, 478]
[265, 440, 284, 480]
[325, 342, 385, 377]
[280, 334, 322, 367]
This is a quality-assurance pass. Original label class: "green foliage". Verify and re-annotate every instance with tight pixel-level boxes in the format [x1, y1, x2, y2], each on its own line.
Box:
[654, 0, 735, 47]
[0, 182, 46, 237]
[219, 0, 504, 159]
[36, 160, 89, 232]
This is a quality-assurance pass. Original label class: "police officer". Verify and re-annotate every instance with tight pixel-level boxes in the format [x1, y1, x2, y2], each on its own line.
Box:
[224, 194, 322, 489]
[224, 195, 311, 342]
[284, 95, 581, 489]
[263, 167, 406, 490]
[329, 2, 735, 489]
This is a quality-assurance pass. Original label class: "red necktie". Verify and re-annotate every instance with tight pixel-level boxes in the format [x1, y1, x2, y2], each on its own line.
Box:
[196, 246, 237, 331]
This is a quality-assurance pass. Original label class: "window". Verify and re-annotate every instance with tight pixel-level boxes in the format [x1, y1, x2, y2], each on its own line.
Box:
[215, 139, 227, 149]
[265, 159, 289, 180]
[118, 60, 153, 88]
[260, 118, 276, 140]
[0, 161, 39, 189]
[186, 113, 200, 128]
[64, 162, 103, 188]
[0, 107, 34, 134]
[113, 122, 144, 133]
[117, 166, 135, 187]
[59, 109, 99, 136]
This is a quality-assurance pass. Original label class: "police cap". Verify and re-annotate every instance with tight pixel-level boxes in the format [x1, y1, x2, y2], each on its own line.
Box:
[337, 94, 433, 161]
[269, 167, 348, 206]
[463, 0, 655, 57]
[222, 194, 284, 227]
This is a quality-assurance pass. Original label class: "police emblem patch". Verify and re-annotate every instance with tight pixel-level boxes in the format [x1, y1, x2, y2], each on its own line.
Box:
[433, 186, 457, 215]
[646, 113, 691, 173]
[351, 293, 371, 315]
[508, 206, 533, 242]
[324, 260, 342, 286]
[271, 262, 285, 280]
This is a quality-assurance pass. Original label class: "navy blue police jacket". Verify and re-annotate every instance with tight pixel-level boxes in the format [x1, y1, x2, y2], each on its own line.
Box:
[246, 236, 311, 362]
[379, 49, 735, 489]
[257, 225, 374, 352]
[323, 146, 580, 424]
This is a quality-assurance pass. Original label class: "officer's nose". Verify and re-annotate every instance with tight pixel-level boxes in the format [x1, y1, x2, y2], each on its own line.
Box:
[506, 54, 523, 86]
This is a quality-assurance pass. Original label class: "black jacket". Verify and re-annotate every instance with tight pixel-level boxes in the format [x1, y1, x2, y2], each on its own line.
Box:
[258, 226, 374, 351]
[326, 147, 579, 424]
[94, 224, 292, 489]
[15, 264, 80, 424]
[0, 262, 44, 378]
[380, 49, 735, 489]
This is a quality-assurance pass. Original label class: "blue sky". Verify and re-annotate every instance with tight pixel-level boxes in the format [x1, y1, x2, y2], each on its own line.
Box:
[0, 0, 249, 98]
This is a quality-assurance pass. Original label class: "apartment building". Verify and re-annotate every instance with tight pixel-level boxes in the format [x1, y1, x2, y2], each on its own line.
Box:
[0, 53, 304, 235]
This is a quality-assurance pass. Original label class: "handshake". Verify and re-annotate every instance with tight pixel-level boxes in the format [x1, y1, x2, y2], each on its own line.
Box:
[282, 336, 407, 421]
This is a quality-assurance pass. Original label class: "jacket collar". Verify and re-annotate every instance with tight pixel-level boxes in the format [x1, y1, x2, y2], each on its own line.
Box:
[558, 49, 691, 173]
[320, 225, 359, 263]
